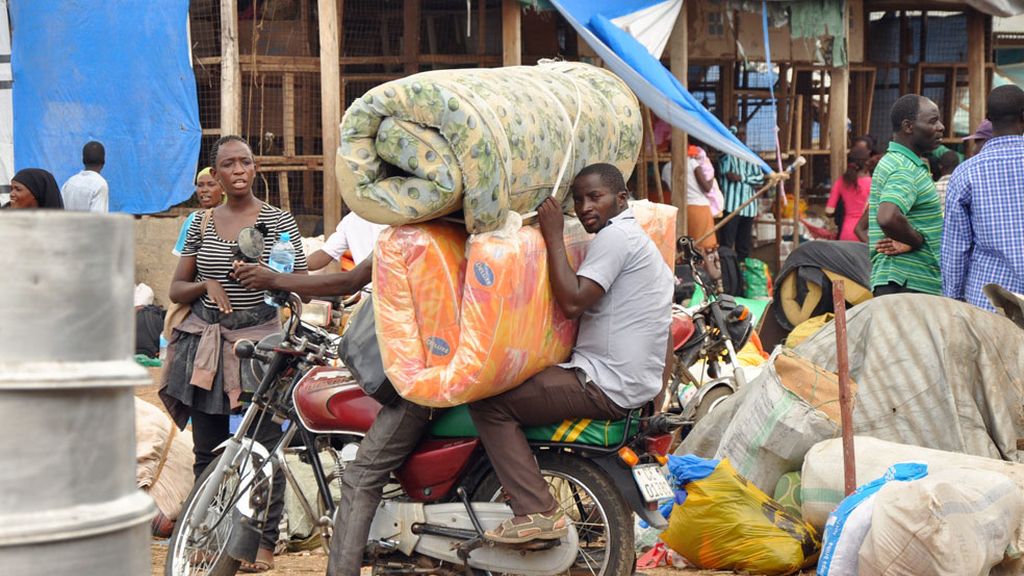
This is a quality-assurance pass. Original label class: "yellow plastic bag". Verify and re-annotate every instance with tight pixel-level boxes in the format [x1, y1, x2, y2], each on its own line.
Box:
[660, 459, 820, 575]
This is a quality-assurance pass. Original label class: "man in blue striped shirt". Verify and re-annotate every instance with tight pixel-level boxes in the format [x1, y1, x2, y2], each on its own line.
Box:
[717, 151, 765, 261]
[942, 85, 1024, 311]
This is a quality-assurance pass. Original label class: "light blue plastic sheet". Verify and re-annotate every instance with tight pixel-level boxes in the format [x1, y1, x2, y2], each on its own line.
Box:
[11, 0, 201, 213]
[550, 0, 771, 172]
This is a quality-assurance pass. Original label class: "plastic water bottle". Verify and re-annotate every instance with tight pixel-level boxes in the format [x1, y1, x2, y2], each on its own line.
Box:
[265, 231, 295, 306]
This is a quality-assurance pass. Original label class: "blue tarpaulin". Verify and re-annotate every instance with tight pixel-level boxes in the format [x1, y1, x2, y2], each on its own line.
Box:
[11, 0, 201, 213]
[550, 0, 771, 172]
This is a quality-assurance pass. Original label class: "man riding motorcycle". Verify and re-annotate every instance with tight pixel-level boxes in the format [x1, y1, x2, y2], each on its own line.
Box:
[469, 163, 674, 543]
[235, 162, 673, 572]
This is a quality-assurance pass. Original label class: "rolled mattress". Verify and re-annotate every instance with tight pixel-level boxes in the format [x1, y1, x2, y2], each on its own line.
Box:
[338, 61, 642, 233]
[373, 201, 678, 407]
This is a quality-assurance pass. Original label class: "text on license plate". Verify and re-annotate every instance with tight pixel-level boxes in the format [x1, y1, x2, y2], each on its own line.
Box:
[632, 464, 674, 503]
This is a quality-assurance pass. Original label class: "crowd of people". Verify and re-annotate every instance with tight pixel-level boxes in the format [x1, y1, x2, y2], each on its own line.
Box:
[651, 84, 1024, 315]
[840, 84, 1024, 311]
[7, 81, 1023, 574]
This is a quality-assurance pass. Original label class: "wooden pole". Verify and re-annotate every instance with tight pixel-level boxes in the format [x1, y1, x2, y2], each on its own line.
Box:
[404, 0, 421, 75]
[319, 0, 342, 235]
[638, 117, 649, 201]
[476, 0, 487, 55]
[967, 9, 987, 141]
[502, 0, 522, 67]
[220, 0, 242, 136]
[830, 72, 849, 181]
[643, 107, 662, 203]
[833, 279, 856, 496]
[670, 1, 688, 238]
[721, 60, 735, 127]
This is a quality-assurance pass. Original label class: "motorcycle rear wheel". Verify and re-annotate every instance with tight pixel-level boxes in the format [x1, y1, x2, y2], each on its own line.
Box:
[473, 452, 634, 576]
[165, 454, 242, 576]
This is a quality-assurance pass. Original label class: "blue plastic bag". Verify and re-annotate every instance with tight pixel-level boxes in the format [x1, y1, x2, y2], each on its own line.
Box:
[817, 462, 929, 575]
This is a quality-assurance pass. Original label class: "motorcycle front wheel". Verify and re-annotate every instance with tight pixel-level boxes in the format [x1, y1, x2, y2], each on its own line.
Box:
[473, 452, 634, 576]
[165, 454, 242, 576]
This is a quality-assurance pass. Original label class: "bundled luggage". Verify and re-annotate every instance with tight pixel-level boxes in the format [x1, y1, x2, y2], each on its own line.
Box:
[338, 62, 642, 233]
[373, 202, 676, 407]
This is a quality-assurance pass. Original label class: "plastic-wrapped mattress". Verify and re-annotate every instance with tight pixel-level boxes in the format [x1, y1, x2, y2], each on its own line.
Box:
[338, 61, 642, 233]
[373, 201, 677, 407]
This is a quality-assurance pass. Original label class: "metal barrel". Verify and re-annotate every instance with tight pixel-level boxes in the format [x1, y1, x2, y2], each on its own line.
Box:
[0, 213, 155, 575]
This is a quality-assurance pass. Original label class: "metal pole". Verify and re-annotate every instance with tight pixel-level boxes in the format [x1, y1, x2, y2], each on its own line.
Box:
[833, 279, 857, 496]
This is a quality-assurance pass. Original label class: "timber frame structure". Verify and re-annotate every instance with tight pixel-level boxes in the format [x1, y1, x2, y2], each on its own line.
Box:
[194, 0, 995, 269]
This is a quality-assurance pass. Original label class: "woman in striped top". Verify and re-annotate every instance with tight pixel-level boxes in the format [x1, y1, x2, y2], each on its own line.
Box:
[160, 135, 306, 571]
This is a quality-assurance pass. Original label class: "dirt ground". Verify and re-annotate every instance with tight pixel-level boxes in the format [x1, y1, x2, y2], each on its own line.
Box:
[148, 541, 745, 575]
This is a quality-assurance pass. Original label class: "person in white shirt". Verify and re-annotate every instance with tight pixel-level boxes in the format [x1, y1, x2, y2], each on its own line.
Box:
[61, 141, 109, 212]
[308, 211, 387, 270]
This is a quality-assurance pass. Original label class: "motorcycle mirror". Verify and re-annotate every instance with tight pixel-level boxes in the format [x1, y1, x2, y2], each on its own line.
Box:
[237, 226, 264, 262]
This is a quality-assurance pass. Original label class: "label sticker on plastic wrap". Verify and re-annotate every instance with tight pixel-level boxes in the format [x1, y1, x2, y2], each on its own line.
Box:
[473, 262, 495, 287]
[426, 336, 451, 357]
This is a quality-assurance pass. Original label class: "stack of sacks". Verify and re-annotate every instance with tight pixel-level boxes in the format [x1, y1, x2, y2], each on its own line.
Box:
[374, 201, 678, 407]
[337, 61, 642, 234]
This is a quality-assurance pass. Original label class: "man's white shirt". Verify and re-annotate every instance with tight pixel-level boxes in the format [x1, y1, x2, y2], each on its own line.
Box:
[61, 170, 109, 212]
[322, 212, 387, 265]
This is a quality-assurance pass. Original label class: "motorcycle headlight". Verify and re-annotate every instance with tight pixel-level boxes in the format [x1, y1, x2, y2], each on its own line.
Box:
[242, 333, 285, 385]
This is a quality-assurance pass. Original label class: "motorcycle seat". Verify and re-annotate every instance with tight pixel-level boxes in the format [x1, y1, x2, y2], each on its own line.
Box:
[430, 405, 638, 447]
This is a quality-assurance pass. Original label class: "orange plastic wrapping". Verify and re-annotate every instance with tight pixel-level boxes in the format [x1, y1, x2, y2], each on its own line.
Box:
[374, 215, 586, 407]
[373, 202, 678, 407]
[630, 200, 678, 267]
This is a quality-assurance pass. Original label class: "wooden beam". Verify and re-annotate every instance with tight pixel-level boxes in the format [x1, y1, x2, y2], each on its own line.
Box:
[644, 106, 663, 203]
[281, 72, 296, 212]
[277, 172, 291, 212]
[721, 60, 735, 126]
[283, 73, 296, 156]
[899, 11, 911, 96]
[477, 0, 487, 56]
[220, 0, 242, 136]
[319, 0, 342, 235]
[967, 8, 987, 141]
[830, 5, 850, 191]
[404, 0, 421, 74]
[502, 0, 522, 66]
[670, 1, 688, 237]
[794, 95, 806, 249]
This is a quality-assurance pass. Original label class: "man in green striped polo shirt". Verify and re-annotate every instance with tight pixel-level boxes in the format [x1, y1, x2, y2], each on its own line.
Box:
[856, 94, 945, 296]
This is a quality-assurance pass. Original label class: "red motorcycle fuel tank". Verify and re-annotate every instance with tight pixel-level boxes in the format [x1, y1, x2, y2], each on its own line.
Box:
[293, 367, 480, 502]
[671, 311, 696, 351]
[292, 366, 381, 434]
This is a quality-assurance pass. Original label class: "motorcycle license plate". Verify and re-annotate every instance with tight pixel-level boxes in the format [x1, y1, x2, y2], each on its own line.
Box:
[632, 464, 674, 503]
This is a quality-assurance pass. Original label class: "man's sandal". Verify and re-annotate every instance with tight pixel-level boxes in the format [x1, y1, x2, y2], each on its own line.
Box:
[485, 511, 569, 544]
[238, 548, 274, 573]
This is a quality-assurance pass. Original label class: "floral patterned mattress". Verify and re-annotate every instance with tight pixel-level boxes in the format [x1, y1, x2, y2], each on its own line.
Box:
[337, 61, 642, 234]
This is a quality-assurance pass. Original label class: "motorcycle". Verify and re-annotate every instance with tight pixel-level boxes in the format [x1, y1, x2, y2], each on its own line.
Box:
[166, 229, 684, 576]
[668, 237, 754, 422]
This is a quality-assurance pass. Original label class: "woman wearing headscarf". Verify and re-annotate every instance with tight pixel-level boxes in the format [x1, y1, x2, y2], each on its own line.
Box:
[8, 168, 65, 209]
[171, 167, 224, 256]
